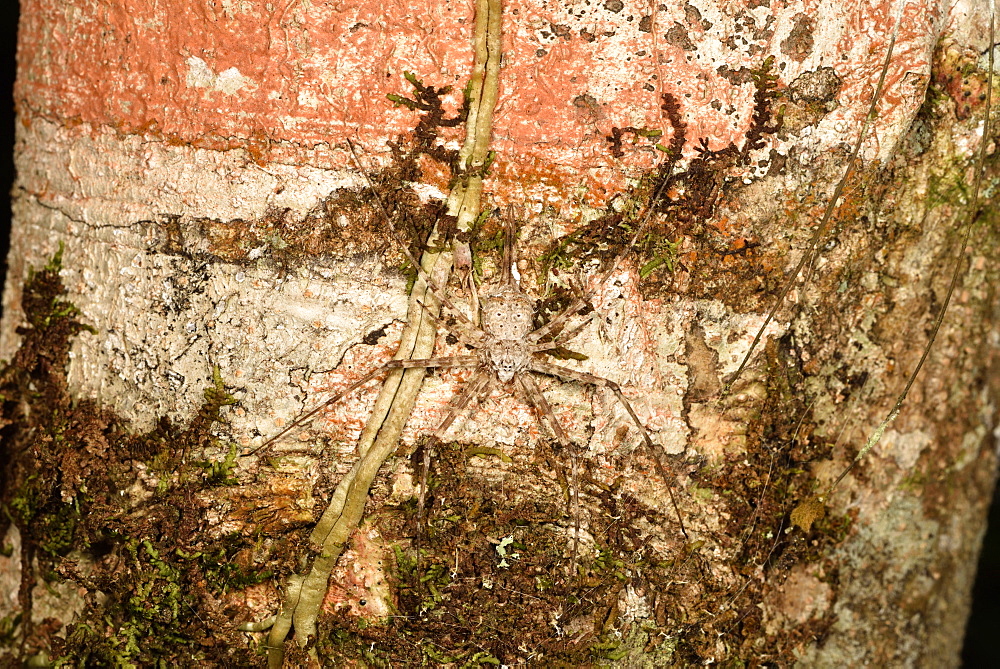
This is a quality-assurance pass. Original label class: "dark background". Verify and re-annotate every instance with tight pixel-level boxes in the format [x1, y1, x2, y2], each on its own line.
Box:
[0, 3, 996, 663]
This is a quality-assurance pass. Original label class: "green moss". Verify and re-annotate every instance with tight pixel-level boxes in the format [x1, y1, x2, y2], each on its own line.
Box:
[0, 246, 277, 666]
[37, 501, 81, 557]
[53, 539, 196, 667]
[0, 613, 22, 648]
[638, 235, 682, 278]
[197, 535, 274, 594]
[193, 441, 240, 486]
[591, 545, 629, 581]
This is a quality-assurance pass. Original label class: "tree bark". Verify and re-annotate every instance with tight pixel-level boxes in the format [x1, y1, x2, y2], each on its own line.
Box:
[1, 0, 997, 667]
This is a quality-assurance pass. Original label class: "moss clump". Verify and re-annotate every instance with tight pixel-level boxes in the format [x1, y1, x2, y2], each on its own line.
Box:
[0, 247, 282, 666]
[56, 539, 191, 667]
[541, 57, 787, 310]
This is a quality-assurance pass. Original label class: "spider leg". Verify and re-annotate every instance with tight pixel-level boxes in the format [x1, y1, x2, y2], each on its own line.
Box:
[500, 207, 518, 289]
[418, 368, 495, 524]
[531, 360, 653, 449]
[530, 360, 688, 538]
[532, 311, 597, 354]
[526, 297, 591, 344]
[516, 372, 581, 566]
[527, 261, 608, 346]
[347, 139, 477, 330]
[452, 254, 481, 328]
[516, 372, 572, 447]
[414, 297, 486, 347]
[245, 355, 480, 457]
[529, 140, 676, 347]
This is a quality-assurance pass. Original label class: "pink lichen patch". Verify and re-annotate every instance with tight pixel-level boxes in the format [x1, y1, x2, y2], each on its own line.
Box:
[769, 566, 833, 630]
[17, 0, 936, 200]
[323, 521, 397, 620]
[16, 0, 475, 161]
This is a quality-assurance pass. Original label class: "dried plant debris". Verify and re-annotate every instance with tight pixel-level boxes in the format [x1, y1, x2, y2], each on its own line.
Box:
[544, 58, 785, 307]
[0, 247, 283, 666]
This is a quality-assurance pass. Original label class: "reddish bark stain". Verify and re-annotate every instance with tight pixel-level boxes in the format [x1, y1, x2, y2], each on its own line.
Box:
[16, 0, 934, 203]
[17, 0, 476, 154]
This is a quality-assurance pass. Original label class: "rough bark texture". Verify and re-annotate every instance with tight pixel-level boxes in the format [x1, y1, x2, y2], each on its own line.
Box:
[1, 0, 998, 667]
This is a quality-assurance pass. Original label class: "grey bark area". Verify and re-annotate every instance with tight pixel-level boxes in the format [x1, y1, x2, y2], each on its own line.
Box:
[1, 20, 999, 669]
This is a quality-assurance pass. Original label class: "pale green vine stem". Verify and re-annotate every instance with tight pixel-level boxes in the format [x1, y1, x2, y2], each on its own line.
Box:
[265, 1, 503, 665]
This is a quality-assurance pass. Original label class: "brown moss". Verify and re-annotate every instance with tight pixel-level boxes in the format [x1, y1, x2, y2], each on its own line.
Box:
[0, 248, 286, 666]
[542, 57, 789, 315]
[152, 72, 475, 276]
[300, 335, 856, 666]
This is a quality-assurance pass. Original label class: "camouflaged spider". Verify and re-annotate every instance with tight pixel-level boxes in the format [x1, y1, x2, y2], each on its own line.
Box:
[253, 140, 665, 535]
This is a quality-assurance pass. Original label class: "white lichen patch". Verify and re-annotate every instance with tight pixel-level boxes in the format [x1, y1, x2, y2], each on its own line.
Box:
[185, 56, 256, 95]
[881, 428, 933, 472]
[2, 120, 412, 446]
[9, 119, 358, 227]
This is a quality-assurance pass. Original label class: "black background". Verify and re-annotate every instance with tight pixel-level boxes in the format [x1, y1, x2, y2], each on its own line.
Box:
[0, 3, 995, 663]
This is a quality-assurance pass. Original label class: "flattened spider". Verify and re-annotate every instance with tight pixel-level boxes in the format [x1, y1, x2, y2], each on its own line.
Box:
[254, 140, 672, 539]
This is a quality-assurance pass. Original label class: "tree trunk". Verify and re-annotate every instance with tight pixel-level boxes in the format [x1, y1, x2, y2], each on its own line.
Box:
[1, 0, 997, 666]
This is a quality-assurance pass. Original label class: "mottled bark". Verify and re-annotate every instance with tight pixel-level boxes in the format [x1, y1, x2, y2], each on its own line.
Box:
[1, 0, 997, 667]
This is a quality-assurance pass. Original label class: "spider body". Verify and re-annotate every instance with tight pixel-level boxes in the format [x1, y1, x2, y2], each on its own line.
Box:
[479, 283, 534, 382]
[251, 143, 672, 530]
[402, 220, 651, 458]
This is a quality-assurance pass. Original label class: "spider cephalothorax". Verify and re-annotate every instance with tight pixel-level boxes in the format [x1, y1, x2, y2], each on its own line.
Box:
[254, 143, 673, 527]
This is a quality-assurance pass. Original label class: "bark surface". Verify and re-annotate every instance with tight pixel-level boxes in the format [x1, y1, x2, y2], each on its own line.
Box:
[1, 0, 998, 667]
